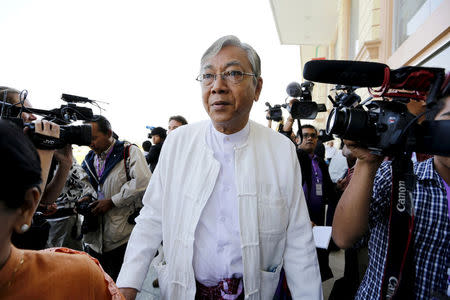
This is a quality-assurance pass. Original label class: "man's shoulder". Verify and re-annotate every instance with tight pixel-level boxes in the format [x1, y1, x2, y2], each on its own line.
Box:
[249, 120, 293, 147]
[164, 120, 209, 144]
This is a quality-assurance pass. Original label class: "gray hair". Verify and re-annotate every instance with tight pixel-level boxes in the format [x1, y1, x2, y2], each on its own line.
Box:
[200, 35, 261, 85]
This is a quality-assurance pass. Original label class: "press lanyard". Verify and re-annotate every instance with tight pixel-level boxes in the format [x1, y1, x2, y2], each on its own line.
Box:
[311, 156, 321, 184]
[96, 146, 114, 179]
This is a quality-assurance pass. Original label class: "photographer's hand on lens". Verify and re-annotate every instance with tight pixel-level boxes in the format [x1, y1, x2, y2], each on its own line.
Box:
[90, 198, 114, 215]
[344, 139, 384, 167]
[54, 144, 73, 168]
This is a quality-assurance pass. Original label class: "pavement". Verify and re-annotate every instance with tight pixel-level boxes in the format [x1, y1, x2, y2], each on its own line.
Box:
[136, 249, 346, 300]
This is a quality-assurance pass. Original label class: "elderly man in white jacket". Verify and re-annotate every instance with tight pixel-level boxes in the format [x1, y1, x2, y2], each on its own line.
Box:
[117, 35, 322, 300]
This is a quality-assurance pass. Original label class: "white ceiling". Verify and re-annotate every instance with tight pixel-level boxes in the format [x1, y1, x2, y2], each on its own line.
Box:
[269, 0, 339, 45]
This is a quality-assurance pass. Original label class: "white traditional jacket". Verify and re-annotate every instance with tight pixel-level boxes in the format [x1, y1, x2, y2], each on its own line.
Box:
[117, 120, 322, 299]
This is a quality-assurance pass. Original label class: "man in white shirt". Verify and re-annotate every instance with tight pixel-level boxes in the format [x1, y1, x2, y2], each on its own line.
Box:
[117, 35, 322, 300]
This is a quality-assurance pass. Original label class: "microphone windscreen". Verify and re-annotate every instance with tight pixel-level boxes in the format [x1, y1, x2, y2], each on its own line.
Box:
[286, 82, 302, 97]
[303, 60, 388, 87]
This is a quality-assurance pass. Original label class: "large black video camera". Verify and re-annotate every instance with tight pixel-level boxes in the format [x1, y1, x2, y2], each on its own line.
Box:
[0, 92, 97, 150]
[285, 81, 327, 120]
[303, 60, 450, 156]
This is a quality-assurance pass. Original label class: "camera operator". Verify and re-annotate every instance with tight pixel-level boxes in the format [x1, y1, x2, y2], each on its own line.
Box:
[44, 151, 96, 250]
[0, 119, 125, 300]
[146, 126, 166, 173]
[1, 87, 76, 250]
[332, 90, 450, 298]
[81, 115, 151, 282]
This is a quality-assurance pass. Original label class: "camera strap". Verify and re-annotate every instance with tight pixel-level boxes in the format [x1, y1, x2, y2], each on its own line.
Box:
[380, 155, 416, 299]
[123, 144, 132, 181]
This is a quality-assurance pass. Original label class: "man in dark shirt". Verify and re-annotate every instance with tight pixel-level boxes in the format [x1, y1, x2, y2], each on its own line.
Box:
[296, 124, 338, 281]
[146, 127, 166, 173]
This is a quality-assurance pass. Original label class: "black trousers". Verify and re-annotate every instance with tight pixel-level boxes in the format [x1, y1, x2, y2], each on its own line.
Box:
[86, 243, 127, 282]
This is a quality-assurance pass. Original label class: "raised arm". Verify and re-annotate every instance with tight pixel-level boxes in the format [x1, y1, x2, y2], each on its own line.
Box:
[331, 141, 384, 249]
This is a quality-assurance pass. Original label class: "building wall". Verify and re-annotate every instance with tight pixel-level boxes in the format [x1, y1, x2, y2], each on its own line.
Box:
[297, 0, 449, 129]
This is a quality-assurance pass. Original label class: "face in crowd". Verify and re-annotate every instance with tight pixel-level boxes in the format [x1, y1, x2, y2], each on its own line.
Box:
[152, 135, 162, 145]
[89, 122, 113, 155]
[299, 127, 318, 154]
[2, 89, 37, 123]
[168, 119, 183, 133]
[200, 45, 263, 134]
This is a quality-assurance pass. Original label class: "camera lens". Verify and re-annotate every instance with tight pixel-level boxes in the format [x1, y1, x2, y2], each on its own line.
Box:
[326, 108, 347, 135]
[60, 124, 92, 146]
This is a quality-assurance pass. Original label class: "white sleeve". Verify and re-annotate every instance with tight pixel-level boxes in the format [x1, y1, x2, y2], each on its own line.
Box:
[116, 164, 163, 290]
[283, 147, 323, 299]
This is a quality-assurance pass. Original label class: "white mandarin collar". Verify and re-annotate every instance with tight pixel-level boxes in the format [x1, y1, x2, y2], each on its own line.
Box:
[210, 122, 250, 148]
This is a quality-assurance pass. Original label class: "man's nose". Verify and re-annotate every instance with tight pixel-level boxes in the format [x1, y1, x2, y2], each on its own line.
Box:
[211, 74, 228, 94]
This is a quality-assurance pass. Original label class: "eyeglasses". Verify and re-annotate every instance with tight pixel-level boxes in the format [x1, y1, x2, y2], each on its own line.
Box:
[196, 70, 256, 86]
[303, 133, 317, 139]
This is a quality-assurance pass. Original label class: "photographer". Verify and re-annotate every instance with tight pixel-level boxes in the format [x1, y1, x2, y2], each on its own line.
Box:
[1, 87, 75, 250]
[44, 153, 96, 250]
[332, 90, 450, 298]
[81, 115, 150, 281]
[0, 119, 125, 299]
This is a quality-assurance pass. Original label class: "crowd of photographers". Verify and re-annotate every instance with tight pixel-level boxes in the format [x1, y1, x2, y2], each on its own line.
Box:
[1, 34, 449, 300]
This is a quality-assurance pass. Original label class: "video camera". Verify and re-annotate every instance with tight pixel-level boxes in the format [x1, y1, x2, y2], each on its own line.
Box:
[265, 102, 283, 122]
[303, 60, 450, 157]
[265, 81, 327, 122]
[284, 81, 327, 120]
[0, 92, 97, 150]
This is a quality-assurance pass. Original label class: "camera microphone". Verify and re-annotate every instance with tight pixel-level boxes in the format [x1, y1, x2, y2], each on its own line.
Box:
[286, 82, 302, 98]
[303, 60, 388, 87]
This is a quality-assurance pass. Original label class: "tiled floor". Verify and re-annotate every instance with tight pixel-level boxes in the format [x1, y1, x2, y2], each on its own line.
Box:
[136, 249, 346, 300]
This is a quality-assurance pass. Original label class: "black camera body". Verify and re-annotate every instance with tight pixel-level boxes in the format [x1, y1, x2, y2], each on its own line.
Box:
[26, 122, 92, 150]
[285, 81, 327, 120]
[265, 102, 283, 122]
[327, 100, 417, 155]
[302, 60, 449, 157]
[0, 93, 95, 150]
[75, 198, 99, 234]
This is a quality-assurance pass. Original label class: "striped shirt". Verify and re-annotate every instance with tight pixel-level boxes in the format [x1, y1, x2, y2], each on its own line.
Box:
[356, 158, 449, 299]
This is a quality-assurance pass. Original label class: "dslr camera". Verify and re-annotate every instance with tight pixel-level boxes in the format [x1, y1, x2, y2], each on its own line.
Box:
[75, 195, 99, 234]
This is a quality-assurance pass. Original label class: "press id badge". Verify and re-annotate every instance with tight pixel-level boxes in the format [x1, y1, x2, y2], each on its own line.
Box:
[97, 187, 105, 200]
[316, 183, 323, 196]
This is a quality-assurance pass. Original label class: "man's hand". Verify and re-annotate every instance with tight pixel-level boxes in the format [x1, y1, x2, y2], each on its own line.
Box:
[344, 140, 384, 167]
[54, 144, 73, 169]
[119, 288, 138, 300]
[90, 199, 114, 215]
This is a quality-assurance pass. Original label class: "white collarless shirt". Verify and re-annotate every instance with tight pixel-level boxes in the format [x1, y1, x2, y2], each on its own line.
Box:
[192, 122, 250, 286]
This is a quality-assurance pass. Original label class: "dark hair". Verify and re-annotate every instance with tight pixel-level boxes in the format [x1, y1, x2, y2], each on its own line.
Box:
[169, 115, 188, 125]
[0, 120, 41, 210]
[427, 77, 450, 120]
[142, 140, 152, 152]
[298, 124, 318, 137]
[88, 115, 112, 135]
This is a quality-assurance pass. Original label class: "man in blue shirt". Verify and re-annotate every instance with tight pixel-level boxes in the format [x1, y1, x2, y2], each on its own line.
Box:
[332, 94, 450, 299]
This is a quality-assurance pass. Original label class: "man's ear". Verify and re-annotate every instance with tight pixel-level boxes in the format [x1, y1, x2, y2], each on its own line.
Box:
[254, 77, 263, 102]
[13, 187, 40, 234]
[108, 129, 113, 139]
